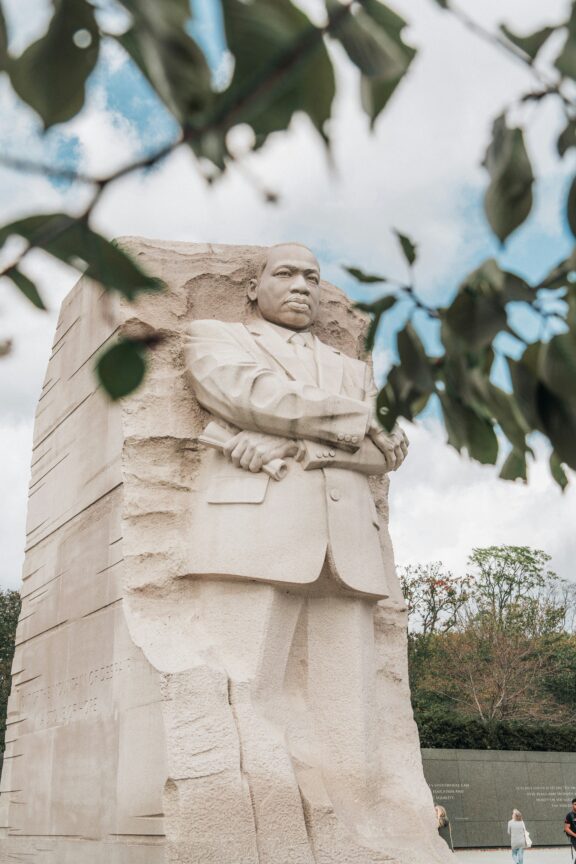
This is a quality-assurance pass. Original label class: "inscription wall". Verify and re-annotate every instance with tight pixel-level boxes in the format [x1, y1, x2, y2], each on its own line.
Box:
[422, 749, 576, 848]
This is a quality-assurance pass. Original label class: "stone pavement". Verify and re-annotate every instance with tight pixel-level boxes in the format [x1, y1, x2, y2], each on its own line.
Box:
[455, 848, 573, 864]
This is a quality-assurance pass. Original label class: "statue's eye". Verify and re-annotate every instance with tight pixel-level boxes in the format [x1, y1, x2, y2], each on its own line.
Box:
[275, 269, 291, 277]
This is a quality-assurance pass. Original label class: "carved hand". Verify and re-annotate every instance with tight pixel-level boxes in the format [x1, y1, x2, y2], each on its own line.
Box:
[368, 424, 409, 472]
[223, 431, 305, 474]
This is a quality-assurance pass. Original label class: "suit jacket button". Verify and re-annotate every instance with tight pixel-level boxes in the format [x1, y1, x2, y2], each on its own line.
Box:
[317, 451, 324, 458]
[337, 433, 344, 441]
[330, 489, 340, 502]
[344, 434, 351, 442]
[351, 435, 358, 444]
[329, 450, 335, 457]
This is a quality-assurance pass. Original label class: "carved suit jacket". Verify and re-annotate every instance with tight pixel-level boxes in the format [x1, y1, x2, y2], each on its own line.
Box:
[183, 316, 396, 598]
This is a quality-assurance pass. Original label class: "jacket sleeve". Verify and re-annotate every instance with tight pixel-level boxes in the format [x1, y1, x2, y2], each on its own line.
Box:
[298, 437, 388, 475]
[299, 361, 391, 474]
[184, 320, 370, 450]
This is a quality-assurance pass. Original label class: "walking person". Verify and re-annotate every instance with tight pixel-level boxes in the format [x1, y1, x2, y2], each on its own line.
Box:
[508, 809, 530, 864]
[564, 798, 576, 853]
[435, 804, 454, 851]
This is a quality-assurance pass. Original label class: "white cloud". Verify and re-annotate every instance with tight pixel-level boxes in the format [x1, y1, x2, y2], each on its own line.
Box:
[390, 422, 576, 583]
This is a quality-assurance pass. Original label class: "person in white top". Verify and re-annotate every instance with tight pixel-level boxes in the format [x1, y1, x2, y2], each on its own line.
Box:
[507, 808, 529, 864]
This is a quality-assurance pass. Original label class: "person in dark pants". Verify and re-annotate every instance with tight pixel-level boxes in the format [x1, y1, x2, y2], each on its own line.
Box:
[564, 798, 576, 853]
[435, 805, 454, 851]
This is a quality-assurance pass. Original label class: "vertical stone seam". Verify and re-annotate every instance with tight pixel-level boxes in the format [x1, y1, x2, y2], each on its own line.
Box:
[227, 676, 262, 864]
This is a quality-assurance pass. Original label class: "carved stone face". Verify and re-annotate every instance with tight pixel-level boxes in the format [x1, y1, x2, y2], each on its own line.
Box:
[248, 244, 321, 330]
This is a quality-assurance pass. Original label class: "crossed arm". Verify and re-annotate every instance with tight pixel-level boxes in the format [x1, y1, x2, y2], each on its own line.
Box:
[185, 320, 408, 475]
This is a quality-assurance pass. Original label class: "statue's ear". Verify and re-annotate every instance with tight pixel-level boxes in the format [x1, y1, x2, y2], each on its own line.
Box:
[247, 279, 258, 302]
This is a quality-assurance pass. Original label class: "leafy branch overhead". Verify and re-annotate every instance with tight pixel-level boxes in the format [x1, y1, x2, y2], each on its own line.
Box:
[350, 237, 576, 488]
[0, 0, 416, 394]
[0, 0, 575, 486]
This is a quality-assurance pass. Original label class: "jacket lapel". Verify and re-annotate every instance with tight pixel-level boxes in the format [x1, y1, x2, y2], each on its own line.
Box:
[245, 320, 317, 385]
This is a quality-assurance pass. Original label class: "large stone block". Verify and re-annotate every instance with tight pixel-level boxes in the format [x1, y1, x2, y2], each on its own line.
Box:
[0, 240, 451, 864]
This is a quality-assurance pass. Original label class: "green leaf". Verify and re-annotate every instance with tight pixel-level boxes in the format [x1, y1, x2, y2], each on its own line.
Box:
[376, 383, 398, 431]
[7, 268, 46, 310]
[510, 340, 576, 468]
[483, 382, 529, 453]
[502, 270, 535, 302]
[356, 295, 397, 315]
[542, 332, 576, 400]
[483, 115, 534, 243]
[361, 39, 414, 127]
[550, 452, 569, 491]
[356, 294, 397, 350]
[557, 120, 576, 157]
[0, 214, 162, 300]
[397, 322, 435, 394]
[378, 360, 433, 429]
[345, 266, 388, 283]
[567, 175, 576, 238]
[0, 5, 8, 68]
[331, 0, 415, 126]
[220, 0, 335, 150]
[536, 384, 576, 470]
[118, 0, 191, 28]
[444, 260, 508, 349]
[116, 17, 212, 124]
[8, 0, 99, 127]
[329, 3, 406, 78]
[440, 394, 499, 463]
[96, 338, 147, 401]
[499, 448, 527, 482]
[567, 284, 576, 329]
[538, 258, 573, 290]
[556, 4, 576, 79]
[500, 24, 554, 59]
[394, 229, 417, 267]
[508, 345, 542, 431]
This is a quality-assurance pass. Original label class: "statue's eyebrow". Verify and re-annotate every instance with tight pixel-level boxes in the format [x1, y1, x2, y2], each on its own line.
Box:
[272, 264, 319, 273]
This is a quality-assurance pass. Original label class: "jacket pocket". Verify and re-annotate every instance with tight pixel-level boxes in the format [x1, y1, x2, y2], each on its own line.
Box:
[206, 473, 270, 504]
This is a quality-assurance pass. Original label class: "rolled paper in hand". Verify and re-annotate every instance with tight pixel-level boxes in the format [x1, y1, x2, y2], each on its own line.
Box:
[198, 421, 288, 481]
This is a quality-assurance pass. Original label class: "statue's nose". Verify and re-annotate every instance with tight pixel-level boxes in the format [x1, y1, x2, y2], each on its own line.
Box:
[291, 274, 309, 293]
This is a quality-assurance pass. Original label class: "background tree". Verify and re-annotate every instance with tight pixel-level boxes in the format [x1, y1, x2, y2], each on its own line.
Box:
[0, 0, 575, 485]
[0, 589, 20, 752]
[403, 545, 576, 747]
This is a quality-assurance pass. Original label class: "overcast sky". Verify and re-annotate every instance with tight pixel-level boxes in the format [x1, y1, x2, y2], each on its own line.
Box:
[0, 0, 574, 590]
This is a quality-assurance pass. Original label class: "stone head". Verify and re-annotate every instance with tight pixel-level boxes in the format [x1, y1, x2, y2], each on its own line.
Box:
[248, 243, 321, 330]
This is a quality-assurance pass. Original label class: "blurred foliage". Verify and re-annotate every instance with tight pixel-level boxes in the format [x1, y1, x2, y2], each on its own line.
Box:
[0, 589, 20, 752]
[402, 547, 576, 746]
[0, 0, 574, 482]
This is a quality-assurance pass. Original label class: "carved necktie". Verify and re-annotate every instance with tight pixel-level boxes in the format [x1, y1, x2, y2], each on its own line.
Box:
[289, 331, 317, 383]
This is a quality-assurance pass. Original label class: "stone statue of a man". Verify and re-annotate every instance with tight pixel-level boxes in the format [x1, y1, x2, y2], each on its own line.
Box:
[180, 243, 424, 863]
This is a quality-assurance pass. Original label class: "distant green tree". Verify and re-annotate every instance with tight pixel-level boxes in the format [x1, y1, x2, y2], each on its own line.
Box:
[0, 589, 21, 752]
[403, 546, 576, 734]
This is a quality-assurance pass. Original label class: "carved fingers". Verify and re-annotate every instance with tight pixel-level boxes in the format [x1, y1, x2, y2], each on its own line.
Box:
[370, 424, 409, 472]
[223, 431, 299, 473]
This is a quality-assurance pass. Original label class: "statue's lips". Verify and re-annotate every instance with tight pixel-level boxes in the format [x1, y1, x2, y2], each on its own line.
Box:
[284, 299, 310, 313]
